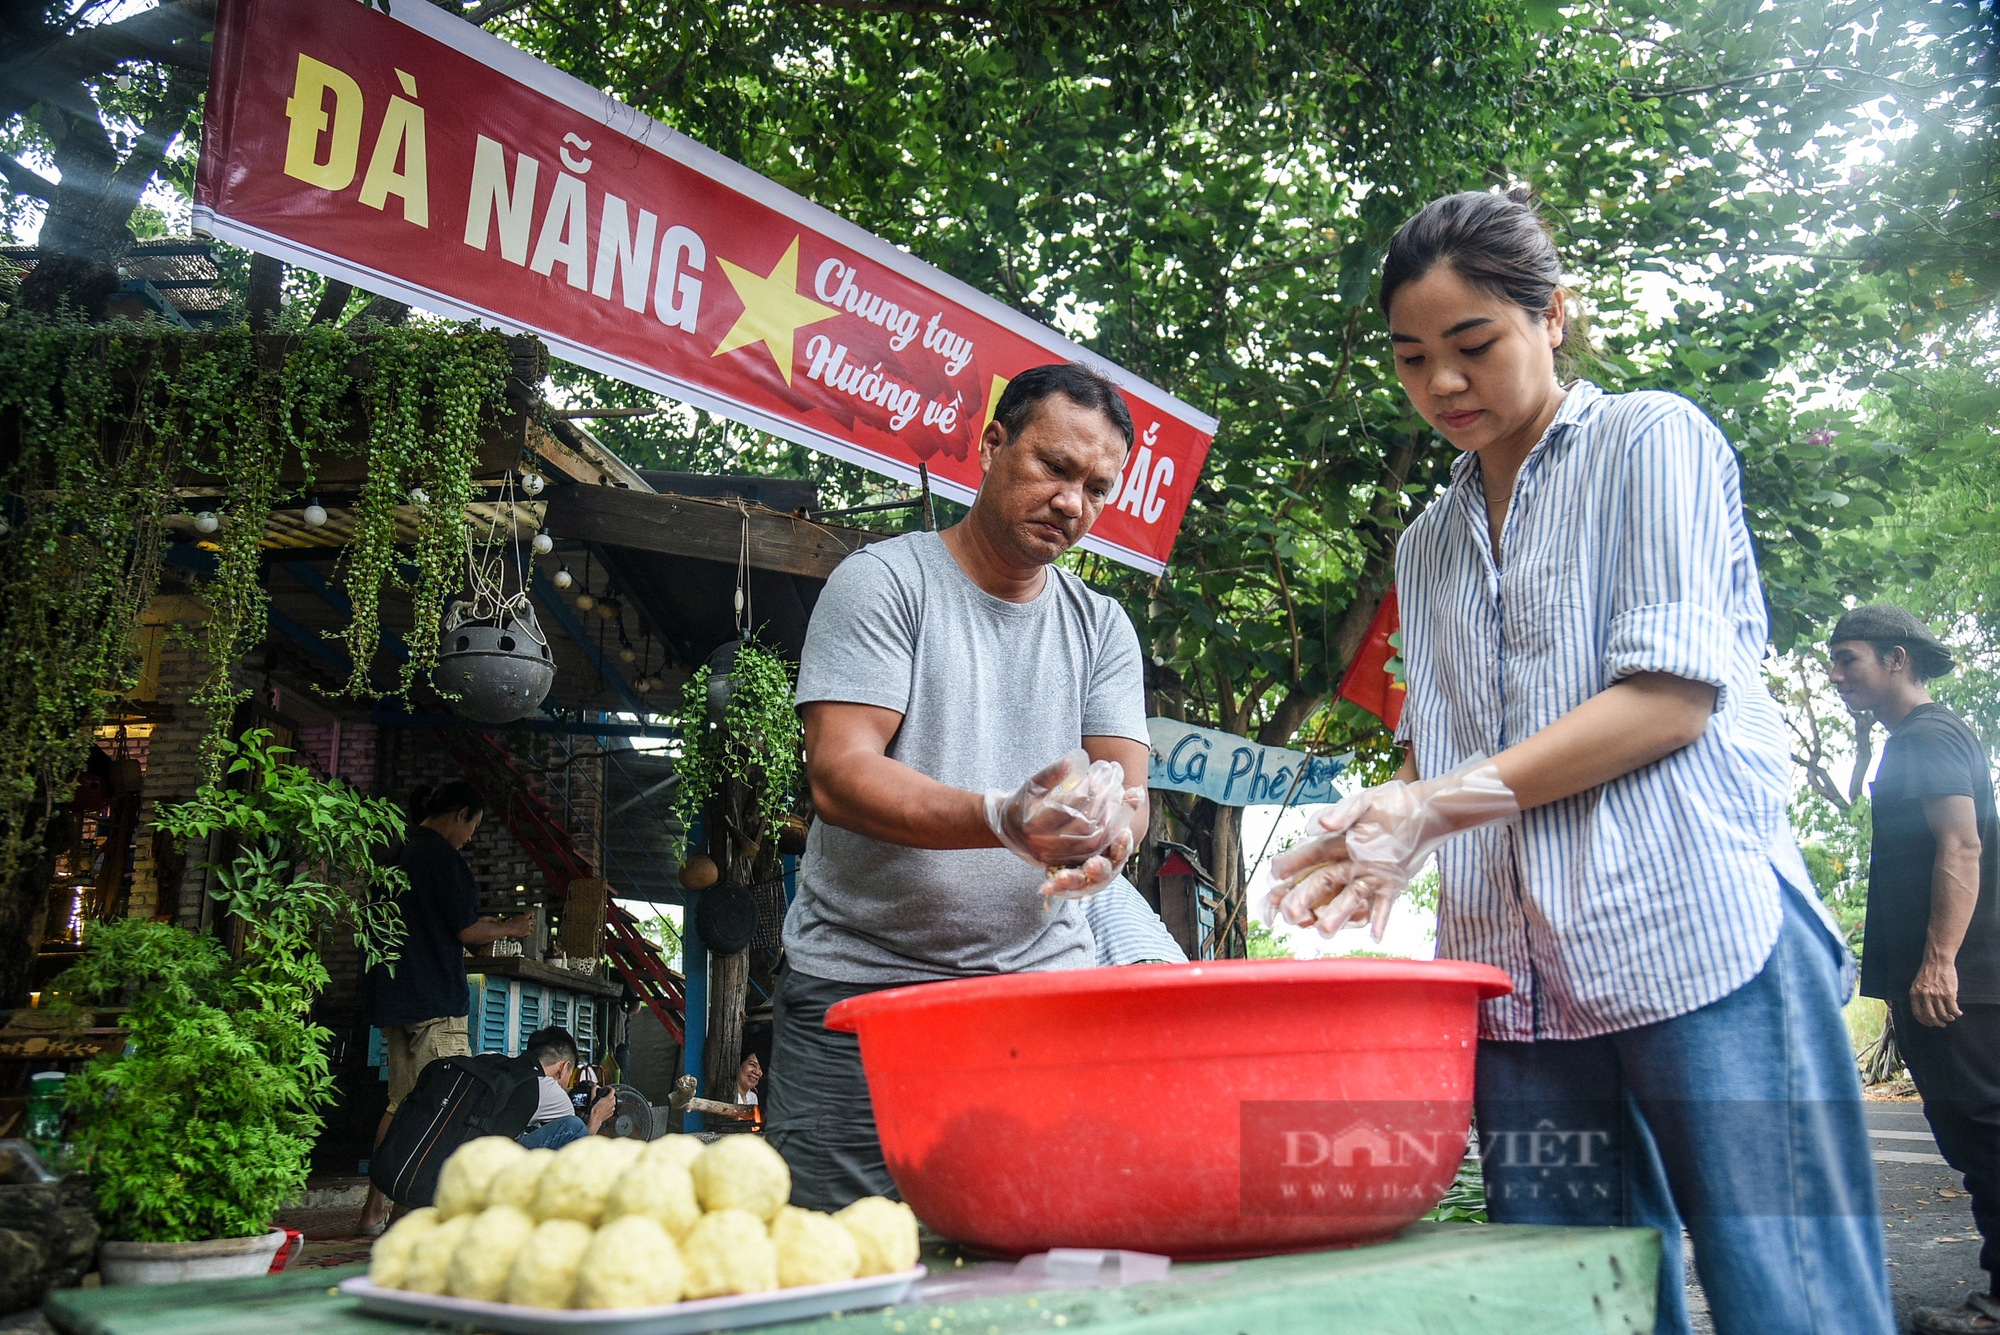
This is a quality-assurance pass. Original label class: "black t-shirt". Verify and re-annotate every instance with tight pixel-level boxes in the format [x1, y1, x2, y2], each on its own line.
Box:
[368, 825, 481, 1027]
[1862, 704, 2000, 1004]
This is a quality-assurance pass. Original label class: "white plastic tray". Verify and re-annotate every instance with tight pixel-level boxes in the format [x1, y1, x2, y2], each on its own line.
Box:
[339, 1268, 925, 1335]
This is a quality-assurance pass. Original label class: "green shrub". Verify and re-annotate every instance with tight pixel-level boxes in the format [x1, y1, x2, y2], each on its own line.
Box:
[54, 731, 408, 1242]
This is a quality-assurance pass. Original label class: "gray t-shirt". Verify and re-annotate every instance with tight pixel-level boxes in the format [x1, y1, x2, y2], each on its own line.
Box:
[786, 530, 1149, 984]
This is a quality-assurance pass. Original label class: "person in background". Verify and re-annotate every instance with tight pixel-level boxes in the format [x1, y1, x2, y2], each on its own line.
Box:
[357, 779, 537, 1234]
[767, 362, 1150, 1210]
[1827, 605, 2000, 1335]
[1265, 189, 1891, 1335]
[737, 1052, 763, 1108]
[518, 1025, 615, 1150]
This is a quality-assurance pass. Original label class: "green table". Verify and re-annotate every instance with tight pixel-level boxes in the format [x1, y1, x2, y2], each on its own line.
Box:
[44, 1223, 1658, 1335]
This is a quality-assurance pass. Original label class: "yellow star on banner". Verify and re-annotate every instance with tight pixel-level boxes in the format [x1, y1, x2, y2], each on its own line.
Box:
[712, 237, 840, 386]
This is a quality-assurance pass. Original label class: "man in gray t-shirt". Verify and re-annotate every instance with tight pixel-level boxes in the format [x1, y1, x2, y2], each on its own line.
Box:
[766, 363, 1152, 1210]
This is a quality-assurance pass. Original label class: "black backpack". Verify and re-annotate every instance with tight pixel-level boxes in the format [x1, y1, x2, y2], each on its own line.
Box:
[370, 1052, 542, 1207]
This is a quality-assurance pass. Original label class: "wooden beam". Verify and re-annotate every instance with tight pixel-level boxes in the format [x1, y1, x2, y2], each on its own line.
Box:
[542, 485, 887, 581]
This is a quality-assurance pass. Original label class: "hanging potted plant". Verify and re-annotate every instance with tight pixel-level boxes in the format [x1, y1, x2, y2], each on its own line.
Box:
[50, 731, 407, 1284]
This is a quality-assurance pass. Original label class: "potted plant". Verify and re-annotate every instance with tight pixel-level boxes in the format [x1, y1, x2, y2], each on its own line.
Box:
[50, 731, 407, 1283]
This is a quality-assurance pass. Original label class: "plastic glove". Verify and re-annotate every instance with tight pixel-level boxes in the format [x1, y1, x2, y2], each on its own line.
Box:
[1037, 787, 1146, 899]
[985, 749, 1135, 870]
[1261, 756, 1518, 940]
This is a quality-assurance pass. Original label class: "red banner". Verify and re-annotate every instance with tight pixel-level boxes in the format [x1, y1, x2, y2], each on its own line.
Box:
[193, 0, 1216, 573]
[1335, 587, 1404, 731]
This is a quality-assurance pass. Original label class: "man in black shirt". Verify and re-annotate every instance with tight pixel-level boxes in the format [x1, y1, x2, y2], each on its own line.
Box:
[356, 779, 536, 1233]
[1830, 605, 2000, 1335]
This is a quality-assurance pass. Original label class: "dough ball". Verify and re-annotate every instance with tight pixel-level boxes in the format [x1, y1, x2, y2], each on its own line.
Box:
[401, 1212, 475, 1294]
[680, 1207, 779, 1299]
[505, 1218, 595, 1309]
[435, 1136, 527, 1219]
[367, 1208, 439, 1289]
[643, 1135, 706, 1173]
[605, 1153, 701, 1239]
[485, 1147, 557, 1211]
[770, 1205, 861, 1289]
[445, 1205, 536, 1302]
[836, 1197, 919, 1277]
[574, 1215, 685, 1309]
[533, 1135, 641, 1226]
[690, 1135, 791, 1222]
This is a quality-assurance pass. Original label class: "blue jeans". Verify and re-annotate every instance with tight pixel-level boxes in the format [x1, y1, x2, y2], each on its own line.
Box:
[1474, 879, 1893, 1335]
[517, 1115, 589, 1150]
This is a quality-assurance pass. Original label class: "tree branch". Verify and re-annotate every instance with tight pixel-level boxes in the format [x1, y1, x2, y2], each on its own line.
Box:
[0, 0, 215, 124]
[0, 152, 57, 201]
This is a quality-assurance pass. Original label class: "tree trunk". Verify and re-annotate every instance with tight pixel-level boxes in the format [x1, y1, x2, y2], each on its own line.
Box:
[246, 254, 285, 331]
[17, 70, 198, 318]
[1210, 803, 1246, 958]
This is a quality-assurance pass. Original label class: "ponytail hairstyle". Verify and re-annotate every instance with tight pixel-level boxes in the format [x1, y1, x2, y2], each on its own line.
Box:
[410, 778, 487, 824]
[1379, 186, 1598, 383]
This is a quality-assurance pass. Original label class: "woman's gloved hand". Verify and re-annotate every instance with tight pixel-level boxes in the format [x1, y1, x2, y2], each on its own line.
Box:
[985, 749, 1136, 872]
[1037, 787, 1146, 899]
[1260, 757, 1518, 940]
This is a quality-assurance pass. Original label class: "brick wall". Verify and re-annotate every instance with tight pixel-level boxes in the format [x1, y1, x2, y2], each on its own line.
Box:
[126, 618, 231, 926]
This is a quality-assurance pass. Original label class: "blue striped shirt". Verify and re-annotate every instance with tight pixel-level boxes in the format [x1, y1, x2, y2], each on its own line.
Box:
[1394, 381, 1831, 1041]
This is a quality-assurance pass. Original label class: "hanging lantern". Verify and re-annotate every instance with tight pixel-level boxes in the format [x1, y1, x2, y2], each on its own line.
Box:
[552, 567, 574, 590]
[437, 601, 556, 724]
[574, 593, 596, 611]
[520, 471, 547, 496]
[532, 532, 554, 555]
[303, 500, 329, 528]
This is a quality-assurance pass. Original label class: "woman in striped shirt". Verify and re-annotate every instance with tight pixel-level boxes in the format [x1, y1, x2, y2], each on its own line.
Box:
[1266, 189, 1892, 1335]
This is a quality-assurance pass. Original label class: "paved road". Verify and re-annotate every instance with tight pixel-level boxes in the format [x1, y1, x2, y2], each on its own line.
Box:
[1685, 1094, 1986, 1333]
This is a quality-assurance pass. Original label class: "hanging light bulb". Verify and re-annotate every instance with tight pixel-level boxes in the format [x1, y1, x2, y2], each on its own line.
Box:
[194, 512, 219, 534]
[619, 647, 636, 663]
[303, 500, 328, 527]
[408, 486, 429, 506]
[634, 677, 652, 694]
[520, 471, 546, 496]
[531, 532, 554, 555]
[574, 593, 595, 611]
[552, 566, 574, 590]
[595, 600, 618, 621]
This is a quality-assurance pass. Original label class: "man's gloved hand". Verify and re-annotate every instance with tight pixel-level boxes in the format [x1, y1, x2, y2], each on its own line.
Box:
[1260, 756, 1518, 940]
[1037, 787, 1146, 899]
[985, 749, 1136, 883]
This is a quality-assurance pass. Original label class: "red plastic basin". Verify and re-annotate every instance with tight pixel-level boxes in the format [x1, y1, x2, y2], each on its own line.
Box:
[825, 957, 1512, 1260]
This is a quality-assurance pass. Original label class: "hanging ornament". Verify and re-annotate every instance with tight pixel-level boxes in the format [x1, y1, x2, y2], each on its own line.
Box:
[531, 532, 554, 555]
[434, 464, 557, 725]
[552, 566, 574, 590]
[194, 512, 219, 534]
[574, 593, 596, 611]
[408, 486, 430, 506]
[520, 471, 546, 497]
[303, 500, 329, 528]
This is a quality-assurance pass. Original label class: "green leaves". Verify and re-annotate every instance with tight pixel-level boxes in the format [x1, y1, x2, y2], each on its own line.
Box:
[55, 731, 411, 1242]
[669, 644, 805, 855]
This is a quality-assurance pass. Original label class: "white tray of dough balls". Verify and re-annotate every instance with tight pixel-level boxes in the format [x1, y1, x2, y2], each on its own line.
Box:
[345, 1132, 926, 1334]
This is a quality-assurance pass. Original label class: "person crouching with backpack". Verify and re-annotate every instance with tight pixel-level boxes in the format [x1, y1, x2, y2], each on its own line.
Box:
[519, 1026, 616, 1149]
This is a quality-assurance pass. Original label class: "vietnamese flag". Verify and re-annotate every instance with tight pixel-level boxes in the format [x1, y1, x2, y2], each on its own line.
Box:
[1336, 587, 1405, 730]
